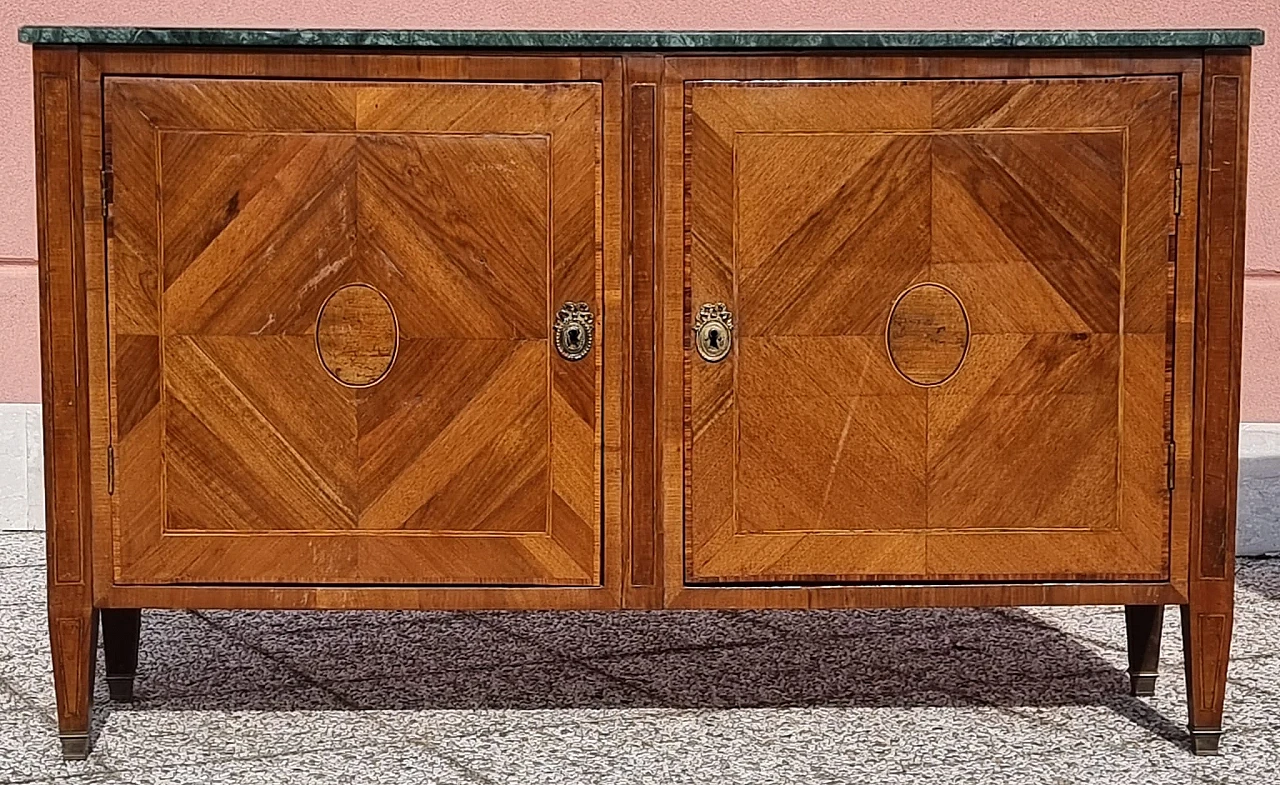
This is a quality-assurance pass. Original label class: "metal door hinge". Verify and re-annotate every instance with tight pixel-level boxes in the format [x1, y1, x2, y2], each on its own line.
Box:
[1173, 166, 1183, 216]
[107, 445, 116, 495]
[1167, 442, 1176, 490]
[100, 167, 114, 220]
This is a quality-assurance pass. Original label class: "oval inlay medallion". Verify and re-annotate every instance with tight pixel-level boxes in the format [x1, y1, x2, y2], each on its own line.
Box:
[886, 283, 969, 387]
[316, 284, 398, 387]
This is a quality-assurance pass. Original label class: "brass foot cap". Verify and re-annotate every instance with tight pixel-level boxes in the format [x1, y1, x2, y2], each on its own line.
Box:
[1189, 729, 1223, 756]
[106, 675, 135, 703]
[59, 734, 90, 761]
[1128, 673, 1157, 697]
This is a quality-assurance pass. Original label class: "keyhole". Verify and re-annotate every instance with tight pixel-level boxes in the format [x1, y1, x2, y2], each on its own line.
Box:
[708, 328, 720, 350]
[568, 326, 581, 348]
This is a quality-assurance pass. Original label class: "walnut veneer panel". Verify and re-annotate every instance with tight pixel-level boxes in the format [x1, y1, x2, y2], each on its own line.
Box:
[684, 77, 1179, 584]
[104, 77, 605, 586]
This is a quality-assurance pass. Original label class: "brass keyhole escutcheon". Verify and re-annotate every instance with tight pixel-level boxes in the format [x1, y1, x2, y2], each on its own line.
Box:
[554, 301, 594, 361]
[694, 302, 734, 363]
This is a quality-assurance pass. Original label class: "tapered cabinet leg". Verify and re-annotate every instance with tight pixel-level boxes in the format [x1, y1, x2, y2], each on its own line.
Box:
[1124, 605, 1163, 697]
[1181, 603, 1233, 755]
[49, 605, 98, 760]
[101, 609, 142, 702]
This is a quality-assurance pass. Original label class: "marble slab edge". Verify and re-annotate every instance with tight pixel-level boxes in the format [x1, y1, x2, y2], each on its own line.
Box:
[16, 27, 1266, 50]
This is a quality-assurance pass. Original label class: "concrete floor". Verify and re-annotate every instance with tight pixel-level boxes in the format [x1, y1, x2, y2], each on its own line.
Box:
[1, 530, 1277, 784]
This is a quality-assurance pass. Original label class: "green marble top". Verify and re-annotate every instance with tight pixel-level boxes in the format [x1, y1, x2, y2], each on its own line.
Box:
[17, 27, 1265, 50]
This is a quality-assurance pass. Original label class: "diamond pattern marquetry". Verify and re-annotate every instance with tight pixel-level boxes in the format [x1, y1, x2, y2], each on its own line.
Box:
[106, 78, 603, 586]
[686, 78, 1179, 583]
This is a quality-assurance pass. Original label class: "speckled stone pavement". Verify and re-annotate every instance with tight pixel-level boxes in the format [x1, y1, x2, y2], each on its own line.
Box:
[1, 531, 1277, 784]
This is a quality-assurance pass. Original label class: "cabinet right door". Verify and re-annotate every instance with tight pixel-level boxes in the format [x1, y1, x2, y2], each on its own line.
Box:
[680, 76, 1180, 584]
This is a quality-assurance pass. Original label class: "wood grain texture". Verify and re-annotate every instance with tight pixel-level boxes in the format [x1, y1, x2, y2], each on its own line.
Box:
[1168, 59, 1204, 602]
[886, 283, 969, 386]
[681, 72, 1179, 584]
[668, 581, 1186, 610]
[623, 56, 664, 607]
[96, 578, 1186, 611]
[34, 45, 97, 752]
[78, 50, 112, 613]
[1182, 49, 1250, 747]
[95, 61, 618, 589]
[42, 47, 1223, 622]
[315, 283, 398, 387]
[590, 54, 628, 609]
[658, 54, 1203, 609]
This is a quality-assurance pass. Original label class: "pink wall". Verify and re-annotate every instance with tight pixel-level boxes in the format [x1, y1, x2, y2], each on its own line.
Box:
[0, 2, 1276, 415]
[0, 261, 41, 402]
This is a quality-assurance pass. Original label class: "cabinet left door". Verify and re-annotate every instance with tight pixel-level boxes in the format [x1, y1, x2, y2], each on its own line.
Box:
[103, 76, 606, 586]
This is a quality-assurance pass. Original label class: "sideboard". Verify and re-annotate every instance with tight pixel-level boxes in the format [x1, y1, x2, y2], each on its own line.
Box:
[21, 26, 1262, 758]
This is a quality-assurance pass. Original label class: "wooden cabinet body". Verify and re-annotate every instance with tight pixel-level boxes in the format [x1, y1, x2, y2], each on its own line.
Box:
[28, 32, 1256, 758]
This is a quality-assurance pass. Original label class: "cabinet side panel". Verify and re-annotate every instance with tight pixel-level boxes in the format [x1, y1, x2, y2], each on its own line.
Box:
[1183, 50, 1249, 739]
[34, 44, 98, 742]
[1194, 58, 1248, 582]
[36, 50, 89, 589]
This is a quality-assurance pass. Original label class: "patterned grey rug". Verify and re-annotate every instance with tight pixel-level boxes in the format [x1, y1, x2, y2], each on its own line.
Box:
[1, 531, 1277, 784]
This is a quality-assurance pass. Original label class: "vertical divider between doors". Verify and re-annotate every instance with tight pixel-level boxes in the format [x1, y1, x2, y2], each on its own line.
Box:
[623, 55, 664, 608]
